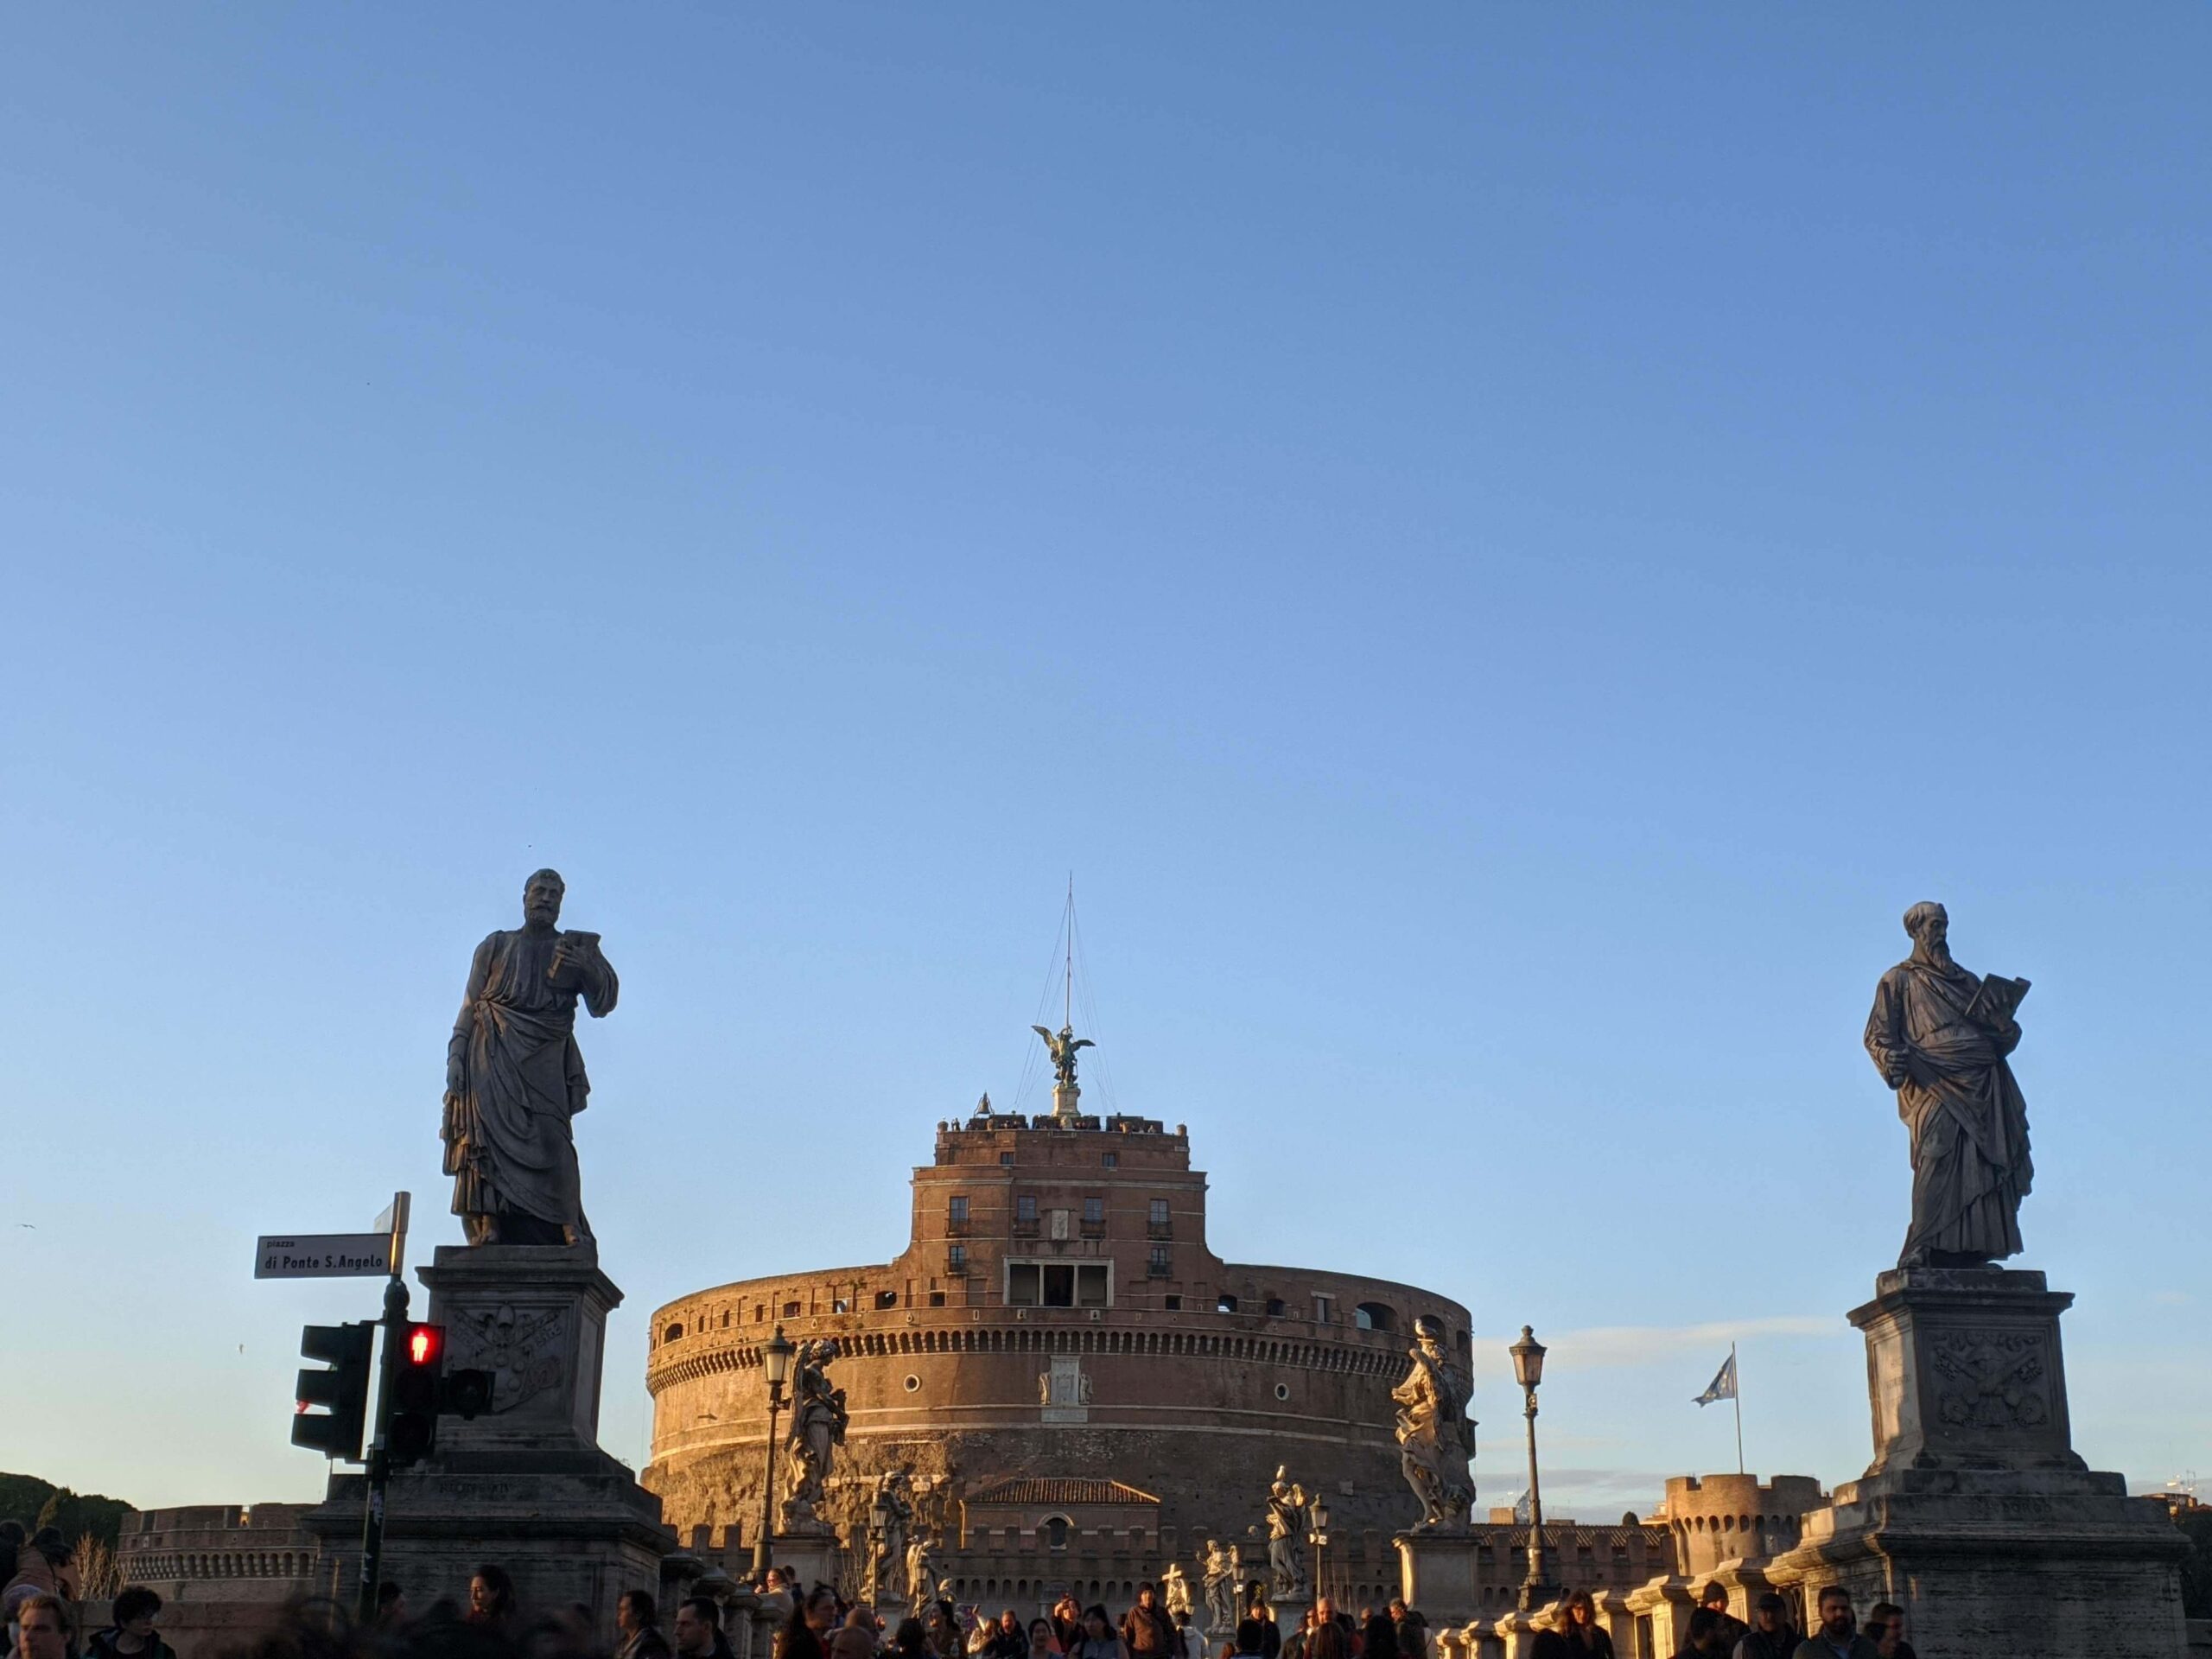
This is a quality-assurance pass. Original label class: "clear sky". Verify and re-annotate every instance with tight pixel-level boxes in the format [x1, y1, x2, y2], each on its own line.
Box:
[4, 7, 2207, 1523]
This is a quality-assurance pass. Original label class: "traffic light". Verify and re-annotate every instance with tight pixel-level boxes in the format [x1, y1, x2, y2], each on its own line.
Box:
[387, 1321, 445, 1465]
[292, 1322, 372, 1461]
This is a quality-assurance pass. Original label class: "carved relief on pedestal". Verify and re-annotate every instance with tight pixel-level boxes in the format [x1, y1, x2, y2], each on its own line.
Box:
[448, 1303, 569, 1414]
[1929, 1329, 2051, 1431]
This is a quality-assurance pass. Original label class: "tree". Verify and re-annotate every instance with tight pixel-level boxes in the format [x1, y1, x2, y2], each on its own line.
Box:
[35, 1488, 135, 1554]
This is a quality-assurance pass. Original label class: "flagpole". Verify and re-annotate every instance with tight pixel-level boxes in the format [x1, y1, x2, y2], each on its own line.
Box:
[1731, 1341, 1744, 1475]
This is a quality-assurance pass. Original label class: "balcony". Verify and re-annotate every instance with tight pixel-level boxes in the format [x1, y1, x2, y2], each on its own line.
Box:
[1011, 1217, 1040, 1238]
[1079, 1219, 1107, 1239]
[1146, 1220, 1173, 1240]
[944, 1217, 970, 1237]
[944, 1252, 969, 1275]
[1145, 1255, 1173, 1279]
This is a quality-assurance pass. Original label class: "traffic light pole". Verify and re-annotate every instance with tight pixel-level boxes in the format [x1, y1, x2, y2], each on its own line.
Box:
[354, 1192, 413, 1628]
[355, 1269, 410, 1626]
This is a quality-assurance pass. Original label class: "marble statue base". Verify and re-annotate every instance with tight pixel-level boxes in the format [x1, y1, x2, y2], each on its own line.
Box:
[1264, 1592, 1311, 1643]
[1395, 1530, 1479, 1624]
[1767, 1268, 2188, 1658]
[768, 1533, 842, 1596]
[304, 1245, 671, 1637]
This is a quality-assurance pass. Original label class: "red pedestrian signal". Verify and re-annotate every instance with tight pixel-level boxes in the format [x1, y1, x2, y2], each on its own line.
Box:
[388, 1322, 447, 1466]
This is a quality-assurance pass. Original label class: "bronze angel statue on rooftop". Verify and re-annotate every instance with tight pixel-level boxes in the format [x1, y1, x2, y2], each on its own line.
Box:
[1033, 1023, 1094, 1089]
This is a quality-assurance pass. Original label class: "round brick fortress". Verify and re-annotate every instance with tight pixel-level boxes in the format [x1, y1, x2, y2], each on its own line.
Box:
[644, 1109, 1474, 1550]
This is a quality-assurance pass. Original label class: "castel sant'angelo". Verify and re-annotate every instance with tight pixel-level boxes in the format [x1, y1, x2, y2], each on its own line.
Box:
[641, 1023, 1472, 1599]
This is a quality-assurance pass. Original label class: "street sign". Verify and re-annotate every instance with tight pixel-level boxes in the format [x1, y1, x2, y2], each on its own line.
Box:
[255, 1234, 396, 1279]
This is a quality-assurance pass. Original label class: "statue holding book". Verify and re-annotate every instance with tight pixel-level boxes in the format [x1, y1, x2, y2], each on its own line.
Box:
[442, 869, 620, 1246]
[1865, 901, 2034, 1268]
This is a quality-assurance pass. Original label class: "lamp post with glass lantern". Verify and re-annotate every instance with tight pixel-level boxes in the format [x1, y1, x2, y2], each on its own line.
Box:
[753, 1324, 796, 1580]
[1510, 1325, 1555, 1611]
[1307, 1496, 1331, 1608]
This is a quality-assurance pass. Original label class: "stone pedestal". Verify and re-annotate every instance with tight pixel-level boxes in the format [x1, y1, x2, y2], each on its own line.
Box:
[305, 1245, 671, 1637]
[1265, 1592, 1311, 1643]
[768, 1531, 842, 1595]
[1396, 1531, 1480, 1624]
[1769, 1268, 2188, 1659]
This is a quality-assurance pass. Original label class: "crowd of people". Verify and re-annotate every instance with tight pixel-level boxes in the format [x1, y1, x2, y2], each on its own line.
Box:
[6, 1543, 1916, 1659]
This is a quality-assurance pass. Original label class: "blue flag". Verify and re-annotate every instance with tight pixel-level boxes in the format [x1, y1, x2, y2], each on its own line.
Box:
[1694, 1351, 1737, 1407]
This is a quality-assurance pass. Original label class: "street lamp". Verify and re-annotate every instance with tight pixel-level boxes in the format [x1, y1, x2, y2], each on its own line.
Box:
[753, 1324, 796, 1579]
[1510, 1325, 1554, 1611]
[1307, 1497, 1331, 1606]
[864, 1494, 890, 1605]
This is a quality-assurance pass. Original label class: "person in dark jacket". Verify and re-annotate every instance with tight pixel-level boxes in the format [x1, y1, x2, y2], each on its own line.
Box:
[1789, 1587, 1878, 1659]
[1859, 1604, 1914, 1659]
[83, 1586, 177, 1659]
[1533, 1589, 1614, 1658]
[1120, 1587, 1177, 1659]
[615, 1590, 673, 1659]
[1731, 1593, 1794, 1659]
[1695, 1587, 1745, 1655]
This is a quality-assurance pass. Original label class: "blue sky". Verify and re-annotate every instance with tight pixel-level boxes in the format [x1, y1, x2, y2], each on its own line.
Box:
[3, 7, 2207, 1521]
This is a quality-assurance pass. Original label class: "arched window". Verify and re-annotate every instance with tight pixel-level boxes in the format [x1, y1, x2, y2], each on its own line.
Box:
[1044, 1516, 1071, 1551]
[663, 1322, 684, 1344]
[1354, 1302, 1395, 1332]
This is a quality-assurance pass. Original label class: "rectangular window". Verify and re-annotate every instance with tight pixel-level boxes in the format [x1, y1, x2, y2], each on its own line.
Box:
[1016, 1195, 1038, 1222]
[1148, 1198, 1170, 1224]
[1083, 1197, 1104, 1223]
[1147, 1245, 1172, 1276]
[1164, 1294, 1183, 1311]
[875, 1290, 899, 1309]
[928, 1290, 946, 1307]
[1313, 1294, 1334, 1325]
[949, 1196, 969, 1222]
[1000, 1152, 1014, 1167]
[948, 1244, 966, 1272]
[1077, 1264, 1109, 1306]
[1007, 1263, 1042, 1306]
[1103, 1151, 1118, 1168]
[783, 1300, 801, 1317]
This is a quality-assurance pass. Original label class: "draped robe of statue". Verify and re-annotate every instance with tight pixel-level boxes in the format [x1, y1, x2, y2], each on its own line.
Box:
[1393, 1330, 1477, 1528]
[1864, 940, 2032, 1268]
[443, 926, 618, 1244]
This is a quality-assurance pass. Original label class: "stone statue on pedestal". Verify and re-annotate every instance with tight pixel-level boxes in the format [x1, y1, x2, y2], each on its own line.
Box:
[1392, 1315, 1477, 1529]
[1263, 1471, 1310, 1599]
[779, 1339, 848, 1532]
[1161, 1561, 1193, 1621]
[904, 1535, 936, 1618]
[442, 869, 620, 1246]
[1201, 1540, 1239, 1633]
[1864, 902, 2034, 1268]
[874, 1468, 914, 1605]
